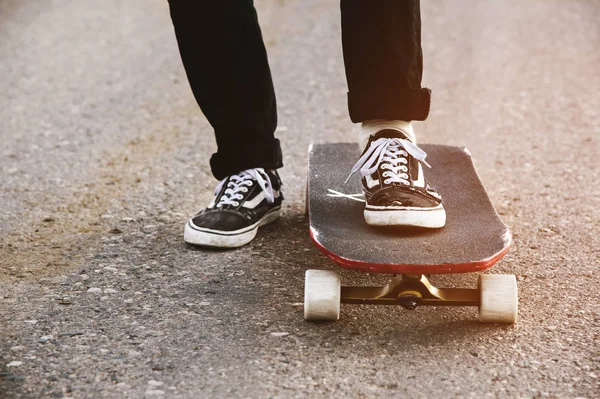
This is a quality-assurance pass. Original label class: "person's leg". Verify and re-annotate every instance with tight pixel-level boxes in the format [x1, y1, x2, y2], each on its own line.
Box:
[341, 0, 430, 124]
[168, 0, 283, 248]
[341, 0, 445, 228]
[168, 0, 282, 180]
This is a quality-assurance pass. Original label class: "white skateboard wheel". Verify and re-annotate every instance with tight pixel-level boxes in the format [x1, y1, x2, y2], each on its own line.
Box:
[304, 269, 341, 321]
[478, 274, 518, 324]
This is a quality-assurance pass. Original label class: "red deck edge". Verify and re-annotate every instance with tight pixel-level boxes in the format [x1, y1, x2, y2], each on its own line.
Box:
[309, 227, 512, 274]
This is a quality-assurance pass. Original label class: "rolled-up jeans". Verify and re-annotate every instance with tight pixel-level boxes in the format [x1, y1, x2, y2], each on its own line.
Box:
[168, 0, 430, 179]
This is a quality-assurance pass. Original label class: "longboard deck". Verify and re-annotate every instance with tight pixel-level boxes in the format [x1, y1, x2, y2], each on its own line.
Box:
[308, 143, 511, 274]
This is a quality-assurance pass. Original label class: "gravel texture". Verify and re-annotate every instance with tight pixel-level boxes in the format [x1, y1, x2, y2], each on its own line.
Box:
[1, 0, 599, 398]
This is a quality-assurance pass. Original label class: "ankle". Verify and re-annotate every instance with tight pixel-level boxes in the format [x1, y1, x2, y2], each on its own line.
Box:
[359, 120, 416, 148]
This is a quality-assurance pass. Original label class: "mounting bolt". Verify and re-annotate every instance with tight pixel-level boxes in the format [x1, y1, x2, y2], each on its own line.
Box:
[402, 299, 419, 310]
[397, 292, 422, 310]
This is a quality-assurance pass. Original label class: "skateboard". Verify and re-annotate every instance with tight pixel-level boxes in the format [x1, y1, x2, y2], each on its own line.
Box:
[304, 143, 518, 323]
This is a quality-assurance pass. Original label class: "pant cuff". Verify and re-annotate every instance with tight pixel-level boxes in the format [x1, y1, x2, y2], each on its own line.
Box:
[348, 87, 431, 122]
[210, 138, 283, 180]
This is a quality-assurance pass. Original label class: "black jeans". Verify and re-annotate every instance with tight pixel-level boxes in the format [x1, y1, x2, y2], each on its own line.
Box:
[168, 0, 430, 179]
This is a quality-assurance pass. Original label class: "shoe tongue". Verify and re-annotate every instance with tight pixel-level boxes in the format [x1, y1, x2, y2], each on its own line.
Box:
[372, 129, 410, 141]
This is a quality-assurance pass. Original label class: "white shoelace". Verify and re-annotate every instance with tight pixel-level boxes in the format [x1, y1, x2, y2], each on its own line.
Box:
[326, 189, 365, 202]
[346, 137, 431, 185]
[214, 168, 275, 208]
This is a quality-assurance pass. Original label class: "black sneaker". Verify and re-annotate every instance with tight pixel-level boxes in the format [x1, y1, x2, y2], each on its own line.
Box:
[184, 168, 283, 248]
[347, 130, 446, 228]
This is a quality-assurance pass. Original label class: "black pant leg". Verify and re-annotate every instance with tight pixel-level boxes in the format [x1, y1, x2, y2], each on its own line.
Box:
[168, 0, 282, 180]
[341, 0, 431, 122]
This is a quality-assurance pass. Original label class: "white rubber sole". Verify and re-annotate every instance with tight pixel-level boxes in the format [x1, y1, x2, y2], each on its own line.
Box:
[183, 207, 281, 248]
[364, 204, 446, 228]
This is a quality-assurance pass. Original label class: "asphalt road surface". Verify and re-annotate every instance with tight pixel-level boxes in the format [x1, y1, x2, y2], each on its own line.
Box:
[1, 0, 599, 398]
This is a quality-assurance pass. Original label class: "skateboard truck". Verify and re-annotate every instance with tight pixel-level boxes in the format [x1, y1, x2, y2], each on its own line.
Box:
[304, 270, 518, 323]
[341, 274, 479, 309]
